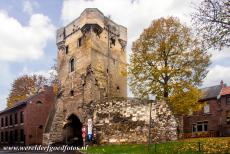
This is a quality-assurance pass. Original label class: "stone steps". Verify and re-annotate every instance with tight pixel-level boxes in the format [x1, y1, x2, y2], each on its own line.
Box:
[43, 101, 64, 145]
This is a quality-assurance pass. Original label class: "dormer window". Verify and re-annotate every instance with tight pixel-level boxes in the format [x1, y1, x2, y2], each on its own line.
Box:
[204, 104, 210, 114]
[69, 58, 75, 72]
[36, 101, 43, 105]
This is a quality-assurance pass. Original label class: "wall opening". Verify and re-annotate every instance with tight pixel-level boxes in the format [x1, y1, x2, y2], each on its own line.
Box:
[77, 37, 83, 47]
[69, 58, 75, 72]
[63, 114, 83, 146]
[65, 45, 69, 54]
[70, 90, 74, 96]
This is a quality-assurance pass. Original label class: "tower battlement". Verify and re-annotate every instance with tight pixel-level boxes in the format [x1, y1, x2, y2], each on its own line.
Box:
[56, 8, 127, 48]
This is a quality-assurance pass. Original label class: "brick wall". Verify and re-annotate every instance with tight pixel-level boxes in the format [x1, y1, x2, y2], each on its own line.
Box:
[24, 87, 55, 145]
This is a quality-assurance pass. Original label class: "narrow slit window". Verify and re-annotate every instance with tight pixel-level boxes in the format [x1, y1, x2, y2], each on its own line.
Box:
[78, 37, 83, 47]
[70, 58, 75, 72]
[65, 45, 69, 54]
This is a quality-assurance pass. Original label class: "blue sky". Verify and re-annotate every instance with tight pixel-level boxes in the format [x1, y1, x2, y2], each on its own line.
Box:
[0, 0, 229, 110]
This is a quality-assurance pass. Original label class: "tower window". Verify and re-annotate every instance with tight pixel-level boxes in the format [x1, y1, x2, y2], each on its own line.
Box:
[77, 37, 83, 47]
[65, 45, 69, 54]
[110, 37, 116, 47]
[70, 58, 75, 72]
[70, 90, 74, 96]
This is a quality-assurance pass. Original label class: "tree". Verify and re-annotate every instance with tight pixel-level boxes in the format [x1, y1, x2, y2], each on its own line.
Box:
[129, 17, 210, 114]
[192, 0, 230, 50]
[7, 75, 47, 108]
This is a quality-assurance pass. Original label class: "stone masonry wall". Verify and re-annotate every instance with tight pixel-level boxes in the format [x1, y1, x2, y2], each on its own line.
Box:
[88, 98, 178, 144]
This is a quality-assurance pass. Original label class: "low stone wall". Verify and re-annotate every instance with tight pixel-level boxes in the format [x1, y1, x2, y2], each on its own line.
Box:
[88, 98, 178, 144]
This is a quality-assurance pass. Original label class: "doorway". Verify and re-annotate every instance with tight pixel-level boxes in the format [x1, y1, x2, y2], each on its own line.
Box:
[63, 114, 83, 146]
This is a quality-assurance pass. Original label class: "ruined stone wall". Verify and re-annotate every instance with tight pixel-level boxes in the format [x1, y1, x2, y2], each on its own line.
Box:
[88, 98, 178, 144]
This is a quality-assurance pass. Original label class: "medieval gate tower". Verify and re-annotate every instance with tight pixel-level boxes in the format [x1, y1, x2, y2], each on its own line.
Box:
[44, 8, 127, 144]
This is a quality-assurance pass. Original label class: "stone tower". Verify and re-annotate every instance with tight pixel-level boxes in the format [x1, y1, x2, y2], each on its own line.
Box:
[43, 8, 127, 144]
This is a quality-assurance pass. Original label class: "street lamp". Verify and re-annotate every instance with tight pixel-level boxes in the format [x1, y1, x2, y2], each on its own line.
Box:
[148, 94, 156, 147]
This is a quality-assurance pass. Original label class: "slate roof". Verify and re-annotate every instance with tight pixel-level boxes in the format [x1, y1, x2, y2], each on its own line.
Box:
[200, 85, 223, 101]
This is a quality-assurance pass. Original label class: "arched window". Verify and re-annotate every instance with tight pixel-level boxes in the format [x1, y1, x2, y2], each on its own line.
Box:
[70, 58, 75, 72]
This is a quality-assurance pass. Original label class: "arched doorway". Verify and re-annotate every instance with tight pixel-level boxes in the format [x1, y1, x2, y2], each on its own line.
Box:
[63, 114, 83, 146]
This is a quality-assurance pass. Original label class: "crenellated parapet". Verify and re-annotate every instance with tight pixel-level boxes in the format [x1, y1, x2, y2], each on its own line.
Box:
[56, 8, 127, 50]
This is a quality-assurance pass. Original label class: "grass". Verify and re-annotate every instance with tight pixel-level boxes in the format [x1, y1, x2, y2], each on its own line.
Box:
[85, 137, 230, 154]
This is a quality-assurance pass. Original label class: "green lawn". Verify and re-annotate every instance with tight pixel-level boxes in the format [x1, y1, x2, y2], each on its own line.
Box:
[85, 137, 230, 154]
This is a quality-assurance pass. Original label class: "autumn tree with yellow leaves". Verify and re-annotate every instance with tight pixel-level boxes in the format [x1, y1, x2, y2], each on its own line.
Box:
[129, 17, 211, 115]
[7, 74, 48, 108]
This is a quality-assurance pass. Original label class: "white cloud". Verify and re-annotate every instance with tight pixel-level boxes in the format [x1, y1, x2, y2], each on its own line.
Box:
[210, 47, 230, 61]
[21, 66, 56, 79]
[23, 0, 38, 15]
[0, 11, 55, 62]
[203, 65, 230, 87]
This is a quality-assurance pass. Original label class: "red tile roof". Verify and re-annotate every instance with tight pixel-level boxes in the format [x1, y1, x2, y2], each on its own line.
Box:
[220, 86, 230, 96]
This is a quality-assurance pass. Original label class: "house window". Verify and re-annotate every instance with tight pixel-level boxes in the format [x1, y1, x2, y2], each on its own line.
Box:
[197, 121, 208, 132]
[226, 111, 230, 125]
[1, 118, 3, 127]
[20, 129, 24, 142]
[9, 131, 13, 143]
[20, 111, 24, 124]
[69, 58, 75, 72]
[5, 117, 8, 126]
[197, 122, 203, 132]
[77, 37, 83, 47]
[226, 97, 230, 105]
[14, 113, 18, 125]
[192, 124, 197, 133]
[14, 130, 18, 142]
[204, 104, 210, 113]
[1, 132, 3, 142]
[65, 45, 69, 54]
[204, 122, 208, 131]
[5, 131, 8, 142]
[9, 115, 12, 126]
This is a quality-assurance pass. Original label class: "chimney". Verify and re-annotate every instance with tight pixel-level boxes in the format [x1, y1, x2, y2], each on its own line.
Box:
[220, 80, 224, 87]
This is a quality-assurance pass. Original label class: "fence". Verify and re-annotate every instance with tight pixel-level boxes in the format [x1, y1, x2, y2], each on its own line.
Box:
[181, 131, 219, 139]
[146, 140, 230, 154]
